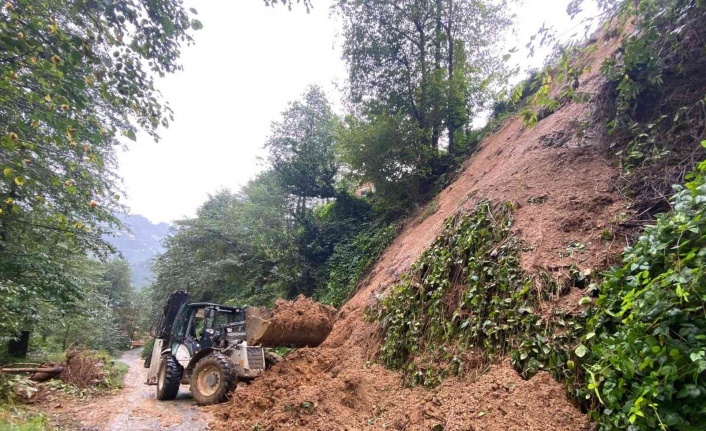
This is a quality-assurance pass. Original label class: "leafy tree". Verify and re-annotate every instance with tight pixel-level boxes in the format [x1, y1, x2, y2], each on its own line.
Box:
[337, 112, 429, 211]
[332, 0, 511, 213]
[101, 258, 143, 341]
[334, 0, 510, 152]
[151, 175, 298, 307]
[101, 258, 133, 306]
[11, 256, 138, 353]
[266, 85, 339, 214]
[0, 0, 199, 334]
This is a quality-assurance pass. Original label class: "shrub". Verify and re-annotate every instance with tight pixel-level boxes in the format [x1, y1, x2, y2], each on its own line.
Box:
[318, 223, 398, 307]
[585, 143, 706, 430]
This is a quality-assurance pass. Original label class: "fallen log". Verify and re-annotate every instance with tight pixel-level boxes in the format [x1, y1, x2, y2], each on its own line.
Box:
[0, 362, 41, 367]
[0, 367, 63, 374]
[1, 366, 65, 382]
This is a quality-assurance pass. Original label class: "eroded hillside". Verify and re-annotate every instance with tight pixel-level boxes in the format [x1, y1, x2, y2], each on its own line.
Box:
[211, 31, 628, 431]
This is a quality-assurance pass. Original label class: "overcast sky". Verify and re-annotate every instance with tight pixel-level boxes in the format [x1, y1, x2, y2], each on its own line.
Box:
[117, 0, 597, 224]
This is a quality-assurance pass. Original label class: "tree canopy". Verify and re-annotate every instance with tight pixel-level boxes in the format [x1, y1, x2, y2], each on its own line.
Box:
[266, 85, 338, 205]
[0, 0, 199, 334]
[333, 0, 512, 209]
[335, 0, 510, 152]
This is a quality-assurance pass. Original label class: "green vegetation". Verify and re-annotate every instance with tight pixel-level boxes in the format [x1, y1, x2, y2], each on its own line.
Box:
[371, 156, 706, 429]
[518, 44, 593, 128]
[369, 202, 527, 386]
[368, 202, 584, 388]
[582, 144, 706, 430]
[0, 0, 197, 367]
[0, 409, 51, 431]
[149, 164, 397, 308]
[141, 338, 155, 361]
[2, 1, 704, 430]
[0, 256, 148, 364]
[0, 0, 200, 336]
[600, 0, 706, 218]
[148, 0, 514, 309]
[318, 222, 399, 307]
[103, 360, 130, 391]
[334, 0, 511, 209]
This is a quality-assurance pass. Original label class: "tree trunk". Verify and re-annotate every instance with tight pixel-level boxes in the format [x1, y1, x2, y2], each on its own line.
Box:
[62, 324, 71, 351]
[414, 2, 429, 141]
[431, 0, 443, 151]
[446, 0, 456, 155]
[447, 36, 456, 155]
[1, 366, 63, 374]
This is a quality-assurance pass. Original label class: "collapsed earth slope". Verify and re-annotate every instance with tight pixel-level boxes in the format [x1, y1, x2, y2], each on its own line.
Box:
[213, 32, 627, 431]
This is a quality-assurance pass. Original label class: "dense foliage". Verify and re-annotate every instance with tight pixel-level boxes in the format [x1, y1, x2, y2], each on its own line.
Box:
[368, 202, 585, 388]
[514, 0, 706, 217]
[371, 151, 706, 430]
[333, 0, 512, 210]
[149, 173, 396, 309]
[149, 86, 394, 308]
[600, 0, 706, 217]
[148, 0, 517, 312]
[0, 257, 147, 358]
[150, 182, 295, 306]
[317, 219, 399, 307]
[0, 0, 198, 335]
[583, 144, 706, 430]
[266, 85, 338, 205]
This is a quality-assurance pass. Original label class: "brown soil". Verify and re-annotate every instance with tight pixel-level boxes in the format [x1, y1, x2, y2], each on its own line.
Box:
[213, 31, 626, 431]
[247, 295, 337, 348]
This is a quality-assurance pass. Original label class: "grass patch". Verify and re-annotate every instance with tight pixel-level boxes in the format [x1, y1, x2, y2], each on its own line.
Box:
[103, 360, 129, 391]
[0, 407, 51, 431]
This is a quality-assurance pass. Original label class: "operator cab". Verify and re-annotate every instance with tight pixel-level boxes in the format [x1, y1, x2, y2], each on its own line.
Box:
[171, 303, 246, 360]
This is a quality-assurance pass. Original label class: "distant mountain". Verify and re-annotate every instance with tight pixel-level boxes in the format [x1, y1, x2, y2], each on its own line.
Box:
[105, 214, 171, 289]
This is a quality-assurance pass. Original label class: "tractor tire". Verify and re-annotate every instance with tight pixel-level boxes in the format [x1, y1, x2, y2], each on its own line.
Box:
[156, 354, 182, 401]
[264, 351, 283, 370]
[190, 353, 237, 406]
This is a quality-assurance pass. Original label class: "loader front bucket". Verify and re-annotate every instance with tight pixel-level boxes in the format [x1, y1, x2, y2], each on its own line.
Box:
[246, 296, 336, 348]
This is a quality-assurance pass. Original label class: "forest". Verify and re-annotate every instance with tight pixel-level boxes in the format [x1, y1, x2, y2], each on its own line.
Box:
[1, 0, 706, 430]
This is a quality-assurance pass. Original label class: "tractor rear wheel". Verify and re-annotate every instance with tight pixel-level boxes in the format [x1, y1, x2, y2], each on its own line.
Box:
[156, 354, 182, 400]
[190, 353, 237, 406]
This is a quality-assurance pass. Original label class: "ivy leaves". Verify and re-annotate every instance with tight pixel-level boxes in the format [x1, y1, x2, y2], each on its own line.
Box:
[370, 202, 555, 387]
[584, 155, 706, 430]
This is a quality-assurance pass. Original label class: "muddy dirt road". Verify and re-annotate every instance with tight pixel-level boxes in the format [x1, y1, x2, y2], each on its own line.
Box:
[48, 348, 211, 431]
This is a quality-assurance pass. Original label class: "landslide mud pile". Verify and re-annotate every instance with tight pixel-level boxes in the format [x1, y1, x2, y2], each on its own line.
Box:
[247, 295, 336, 347]
[213, 33, 625, 431]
